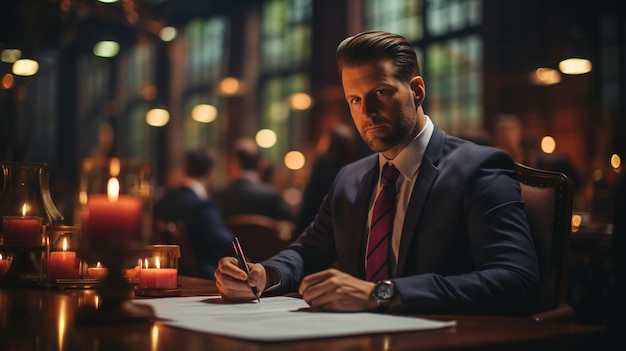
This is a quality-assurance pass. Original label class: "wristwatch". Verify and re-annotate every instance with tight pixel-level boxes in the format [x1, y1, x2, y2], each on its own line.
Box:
[373, 280, 395, 313]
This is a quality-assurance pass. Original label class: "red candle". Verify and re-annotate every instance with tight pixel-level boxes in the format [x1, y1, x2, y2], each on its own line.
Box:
[84, 194, 142, 245]
[139, 268, 177, 288]
[87, 262, 109, 280]
[48, 238, 79, 279]
[2, 215, 43, 245]
[0, 255, 10, 275]
[139, 257, 177, 288]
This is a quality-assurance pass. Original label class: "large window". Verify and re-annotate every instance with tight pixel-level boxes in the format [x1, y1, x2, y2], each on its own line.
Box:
[182, 17, 228, 150]
[364, 0, 483, 135]
[364, 0, 423, 41]
[76, 55, 112, 160]
[426, 35, 482, 132]
[124, 42, 156, 161]
[260, 0, 312, 164]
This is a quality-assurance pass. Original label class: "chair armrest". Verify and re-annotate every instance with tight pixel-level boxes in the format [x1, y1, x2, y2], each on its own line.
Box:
[528, 303, 575, 322]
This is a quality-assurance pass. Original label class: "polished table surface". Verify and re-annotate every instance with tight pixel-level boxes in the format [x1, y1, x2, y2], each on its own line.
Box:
[0, 276, 607, 351]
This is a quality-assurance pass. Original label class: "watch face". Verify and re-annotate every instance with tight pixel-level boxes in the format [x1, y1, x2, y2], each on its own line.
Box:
[376, 281, 394, 300]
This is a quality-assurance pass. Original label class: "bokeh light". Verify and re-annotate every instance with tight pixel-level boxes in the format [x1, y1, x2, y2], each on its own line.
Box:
[12, 59, 39, 76]
[540, 136, 556, 154]
[256, 129, 277, 148]
[93, 41, 120, 58]
[284, 151, 305, 170]
[191, 104, 217, 123]
[287, 92, 313, 110]
[146, 108, 170, 127]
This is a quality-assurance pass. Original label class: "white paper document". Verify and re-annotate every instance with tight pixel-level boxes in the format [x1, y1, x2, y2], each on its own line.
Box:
[134, 296, 456, 341]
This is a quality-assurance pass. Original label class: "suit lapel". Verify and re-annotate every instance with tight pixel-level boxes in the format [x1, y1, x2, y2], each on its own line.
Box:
[396, 126, 445, 276]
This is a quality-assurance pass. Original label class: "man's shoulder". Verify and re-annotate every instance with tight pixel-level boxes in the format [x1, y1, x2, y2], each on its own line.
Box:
[440, 136, 516, 176]
[154, 187, 205, 209]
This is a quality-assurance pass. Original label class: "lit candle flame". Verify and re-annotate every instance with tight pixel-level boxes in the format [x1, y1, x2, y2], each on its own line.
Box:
[62, 238, 68, 252]
[144, 258, 149, 269]
[107, 177, 120, 202]
[155, 256, 160, 269]
[96, 261, 102, 268]
[21, 203, 27, 216]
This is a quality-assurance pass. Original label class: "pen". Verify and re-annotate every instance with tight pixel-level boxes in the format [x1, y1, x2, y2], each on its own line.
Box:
[232, 236, 261, 302]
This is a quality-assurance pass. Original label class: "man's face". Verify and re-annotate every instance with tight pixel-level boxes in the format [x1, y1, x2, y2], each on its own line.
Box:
[341, 59, 422, 159]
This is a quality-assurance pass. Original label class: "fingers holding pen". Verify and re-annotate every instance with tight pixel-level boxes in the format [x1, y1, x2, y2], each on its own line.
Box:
[247, 263, 267, 291]
[215, 257, 266, 301]
[215, 257, 255, 300]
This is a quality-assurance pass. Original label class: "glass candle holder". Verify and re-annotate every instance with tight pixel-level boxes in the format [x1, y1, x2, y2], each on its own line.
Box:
[76, 157, 152, 245]
[46, 225, 81, 280]
[0, 162, 64, 228]
[0, 252, 12, 276]
[86, 261, 109, 280]
[0, 162, 64, 286]
[135, 245, 181, 297]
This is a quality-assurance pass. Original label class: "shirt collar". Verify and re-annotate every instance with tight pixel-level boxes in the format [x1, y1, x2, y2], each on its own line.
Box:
[378, 115, 434, 181]
[184, 178, 209, 200]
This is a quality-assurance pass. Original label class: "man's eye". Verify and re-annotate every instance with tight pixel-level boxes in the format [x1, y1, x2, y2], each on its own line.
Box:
[375, 89, 386, 96]
[350, 97, 361, 104]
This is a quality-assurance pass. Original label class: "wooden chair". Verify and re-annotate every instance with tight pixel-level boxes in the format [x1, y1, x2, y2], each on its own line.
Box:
[226, 214, 293, 262]
[516, 162, 575, 322]
[152, 219, 200, 277]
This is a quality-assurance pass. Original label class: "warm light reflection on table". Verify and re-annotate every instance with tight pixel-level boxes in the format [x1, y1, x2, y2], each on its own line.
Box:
[0, 276, 607, 351]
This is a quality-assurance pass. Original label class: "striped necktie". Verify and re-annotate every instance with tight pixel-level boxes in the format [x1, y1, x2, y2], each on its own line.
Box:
[366, 163, 400, 282]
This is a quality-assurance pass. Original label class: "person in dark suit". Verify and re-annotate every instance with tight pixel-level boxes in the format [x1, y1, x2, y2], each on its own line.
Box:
[214, 137, 296, 222]
[214, 31, 539, 315]
[295, 124, 359, 235]
[153, 149, 234, 279]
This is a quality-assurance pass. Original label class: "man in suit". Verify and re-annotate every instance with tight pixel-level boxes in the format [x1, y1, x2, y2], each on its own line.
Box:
[153, 149, 234, 279]
[295, 124, 360, 235]
[215, 31, 540, 315]
[214, 137, 296, 222]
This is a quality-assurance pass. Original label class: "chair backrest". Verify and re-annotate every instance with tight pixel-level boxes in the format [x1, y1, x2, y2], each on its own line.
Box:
[515, 162, 573, 313]
[226, 214, 293, 262]
[152, 219, 200, 277]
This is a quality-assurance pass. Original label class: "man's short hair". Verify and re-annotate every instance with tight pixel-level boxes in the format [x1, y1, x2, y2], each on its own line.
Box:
[234, 138, 261, 171]
[185, 149, 215, 177]
[336, 30, 421, 83]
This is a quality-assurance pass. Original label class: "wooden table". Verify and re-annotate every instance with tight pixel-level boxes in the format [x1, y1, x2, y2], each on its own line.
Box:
[0, 276, 607, 350]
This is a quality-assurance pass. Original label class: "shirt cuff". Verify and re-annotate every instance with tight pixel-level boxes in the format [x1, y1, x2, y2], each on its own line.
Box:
[263, 266, 281, 292]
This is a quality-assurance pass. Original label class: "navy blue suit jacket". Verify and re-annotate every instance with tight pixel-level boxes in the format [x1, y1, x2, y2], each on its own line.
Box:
[214, 178, 296, 221]
[263, 125, 541, 315]
[153, 187, 234, 279]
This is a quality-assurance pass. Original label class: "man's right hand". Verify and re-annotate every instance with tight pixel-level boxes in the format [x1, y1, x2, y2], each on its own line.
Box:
[214, 256, 267, 301]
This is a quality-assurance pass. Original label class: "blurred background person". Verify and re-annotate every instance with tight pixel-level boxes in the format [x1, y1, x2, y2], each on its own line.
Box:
[492, 114, 581, 193]
[492, 114, 525, 163]
[153, 148, 234, 279]
[214, 137, 296, 223]
[295, 124, 359, 234]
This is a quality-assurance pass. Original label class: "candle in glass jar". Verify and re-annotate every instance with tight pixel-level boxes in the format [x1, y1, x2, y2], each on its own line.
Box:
[84, 177, 143, 245]
[2, 204, 43, 245]
[0, 254, 10, 275]
[48, 238, 79, 279]
[87, 262, 109, 280]
[139, 257, 177, 289]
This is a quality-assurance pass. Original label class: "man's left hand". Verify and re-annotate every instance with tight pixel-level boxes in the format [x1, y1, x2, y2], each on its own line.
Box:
[298, 268, 376, 311]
